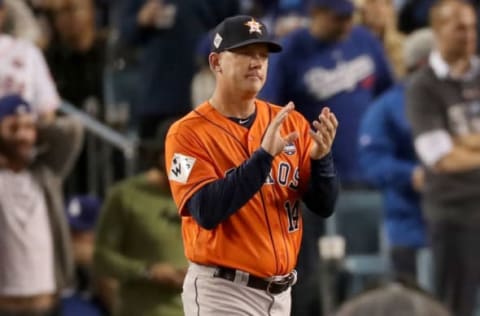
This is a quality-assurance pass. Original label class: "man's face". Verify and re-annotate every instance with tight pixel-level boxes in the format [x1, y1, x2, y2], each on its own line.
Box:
[53, 0, 95, 44]
[311, 8, 353, 42]
[0, 113, 37, 166]
[436, 4, 477, 59]
[361, 0, 392, 33]
[215, 43, 269, 97]
[71, 230, 95, 266]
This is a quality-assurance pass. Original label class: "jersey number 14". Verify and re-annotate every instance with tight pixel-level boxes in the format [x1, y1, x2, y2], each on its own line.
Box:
[284, 200, 300, 232]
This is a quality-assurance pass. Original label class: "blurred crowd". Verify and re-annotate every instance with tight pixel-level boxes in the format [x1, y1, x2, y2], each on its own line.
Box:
[1, 0, 480, 315]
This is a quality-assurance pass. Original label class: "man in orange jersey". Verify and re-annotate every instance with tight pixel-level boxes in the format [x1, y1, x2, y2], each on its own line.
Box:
[165, 15, 339, 315]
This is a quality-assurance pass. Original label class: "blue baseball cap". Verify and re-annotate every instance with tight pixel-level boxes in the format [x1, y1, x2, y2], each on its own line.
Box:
[66, 195, 102, 231]
[0, 94, 32, 123]
[310, 0, 355, 16]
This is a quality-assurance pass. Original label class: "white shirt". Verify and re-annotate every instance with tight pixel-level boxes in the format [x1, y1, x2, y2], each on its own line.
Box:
[0, 35, 60, 114]
[429, 50, 480, 81]
[0, 170, 56, 296]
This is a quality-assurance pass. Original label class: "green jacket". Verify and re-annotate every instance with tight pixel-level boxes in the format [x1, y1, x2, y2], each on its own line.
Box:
[94, 174, 186, 316]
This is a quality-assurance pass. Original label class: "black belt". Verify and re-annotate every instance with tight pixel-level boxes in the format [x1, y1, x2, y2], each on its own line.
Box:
[213, 266, 296, 295]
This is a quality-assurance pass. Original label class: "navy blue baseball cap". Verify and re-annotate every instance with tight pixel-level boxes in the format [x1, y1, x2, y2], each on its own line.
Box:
[0, 94, 32, 123]
[66, 195, 102, 231]
[309, 0, 355, 16]
[211, 15, 282, 53]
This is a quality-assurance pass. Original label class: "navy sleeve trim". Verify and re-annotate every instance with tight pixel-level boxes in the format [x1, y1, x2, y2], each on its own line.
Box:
[303, 153, 339, 217]
[186, 148, 273, 230]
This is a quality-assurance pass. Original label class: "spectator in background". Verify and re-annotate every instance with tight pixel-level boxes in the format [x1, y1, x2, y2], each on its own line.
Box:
[0, 0, 60, 122]
[335, 279, 452, 316]
[406, 1, 480, 315]
[355, 0, 405, 78]
[358, 28, 435, 281]
[0, 94, 83, 316]
[94, 119, 187, 316]
[400, 0, 480, 53]
[261, 0, 309, 38]
[61, 195, 115, 316]
[46, 0, 105, 111]
[261, 0, 393, 313]
[397, 0, 479, 39]
[262, 0, 394, 185]
[119, 0, 239, 139]
[45, 0, 106, 195]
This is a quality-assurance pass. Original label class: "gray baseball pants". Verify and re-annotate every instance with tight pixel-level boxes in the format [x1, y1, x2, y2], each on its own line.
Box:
[182, 262, 292, 316]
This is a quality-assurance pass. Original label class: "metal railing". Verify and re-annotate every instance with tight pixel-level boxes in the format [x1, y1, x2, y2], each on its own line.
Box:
[59, 100, 139, 196]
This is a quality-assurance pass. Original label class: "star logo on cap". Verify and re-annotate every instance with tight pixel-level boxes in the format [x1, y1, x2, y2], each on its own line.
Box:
[245, 18, 262, 35]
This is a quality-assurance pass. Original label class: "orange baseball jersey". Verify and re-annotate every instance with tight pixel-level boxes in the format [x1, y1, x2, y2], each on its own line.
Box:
[165, 99, 314, 277]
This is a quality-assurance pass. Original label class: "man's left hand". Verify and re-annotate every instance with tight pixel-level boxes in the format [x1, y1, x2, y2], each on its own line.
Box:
[309, 107, 338, 160]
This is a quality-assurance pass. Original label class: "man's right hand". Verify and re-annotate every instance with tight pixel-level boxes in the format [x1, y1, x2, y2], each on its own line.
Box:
[455, 134, 480, 150]
[261, 102, 298, 157]
[147, 263, 185, 290]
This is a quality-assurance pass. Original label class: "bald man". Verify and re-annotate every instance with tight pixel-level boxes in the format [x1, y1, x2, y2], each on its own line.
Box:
[406, 1, 480, 316]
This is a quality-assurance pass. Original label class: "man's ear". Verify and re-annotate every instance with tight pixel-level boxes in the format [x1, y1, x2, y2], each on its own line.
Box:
[209, 52, 222, 73]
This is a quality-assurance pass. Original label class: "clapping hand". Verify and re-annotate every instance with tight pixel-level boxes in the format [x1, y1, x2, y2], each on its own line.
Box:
[261, 102, 299, 157]
[309, 107, 338, 160]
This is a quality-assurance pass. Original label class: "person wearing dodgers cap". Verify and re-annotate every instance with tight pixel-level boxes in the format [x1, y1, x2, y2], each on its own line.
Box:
[0, 95, 34, 167]
[62, 195, 107, 316]
[0, 93, 83, 315]
[0, 94, 32, 121]
[66, 195, 102, 232]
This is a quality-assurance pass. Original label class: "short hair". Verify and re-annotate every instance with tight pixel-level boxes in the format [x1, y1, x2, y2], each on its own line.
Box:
[429, 0, 474, 29]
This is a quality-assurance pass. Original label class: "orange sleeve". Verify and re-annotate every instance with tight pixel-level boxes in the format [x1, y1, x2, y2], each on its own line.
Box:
[165, 124, 218, 215]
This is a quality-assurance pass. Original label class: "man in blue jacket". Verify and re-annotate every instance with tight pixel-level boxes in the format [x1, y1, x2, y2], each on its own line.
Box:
[358, 28, 434, 280]
[261, 0, 393, 185]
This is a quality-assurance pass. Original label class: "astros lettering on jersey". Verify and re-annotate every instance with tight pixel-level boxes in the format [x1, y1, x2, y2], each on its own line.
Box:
[165, 99, 314, 278]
